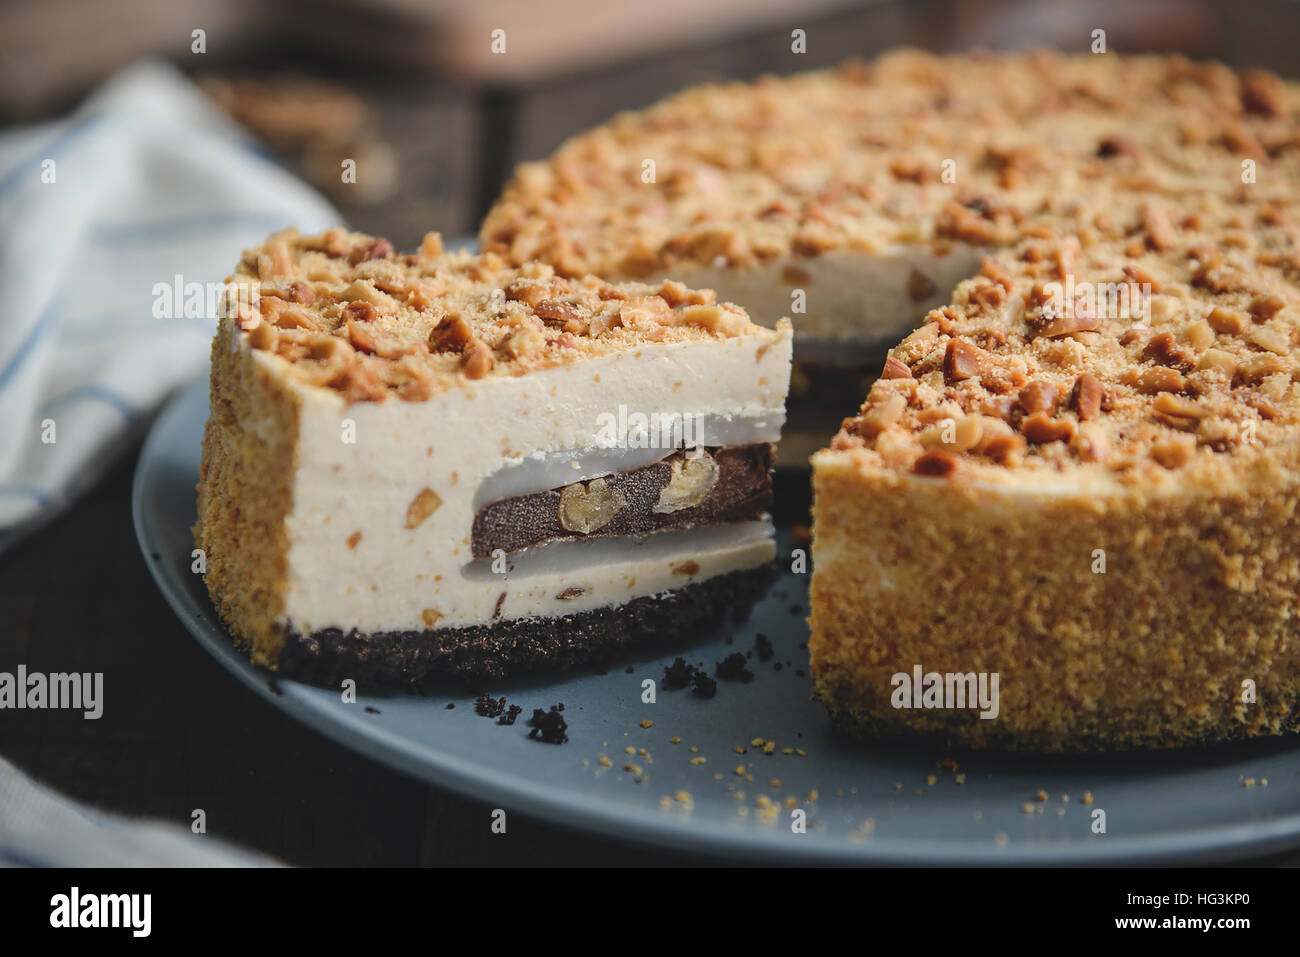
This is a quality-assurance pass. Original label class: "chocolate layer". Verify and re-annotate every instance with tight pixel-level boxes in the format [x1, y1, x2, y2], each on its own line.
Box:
[471, 444, 773, 560]
[278, 565, 776, 690]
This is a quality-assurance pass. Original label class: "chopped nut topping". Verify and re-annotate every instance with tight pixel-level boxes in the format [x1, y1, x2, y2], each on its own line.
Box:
[677, 303, 749, 337]
[1142, 333, 1194, 371]
[1185, 319, 1214, 352]
[534, 299, 586, 327]
[944, 339, 985, 382]
[346, 318, 380, 354]
[912, 449, 958, 478]
[344, 301, 376, 324]
[1153, 393, 1208, 419]
[227, 228, 771, 403]
[882, 356, 913, 379]
[1206, 307, 1246, 335]
[1152, 435, 1196, 469]
[834, 180, 1298, 483]
[348, 237, 394, 265]
[502, 324, 545, 359]
[1250, 294, 1286, 320]
[852, 393, 906, 439]
[428, 314, 472, 352]
[1070, 374, 1104, 421]
[1141, 202, 1177, 251]
[329, 363, 387, 403]
[1247, 325, 1290, 356]
[460, 340, 494, 379]
[503, 278, 550, 306]
[1071, 423, 1109, 462]
[1125, 367, 1186, 394]
[1240, 69, 1286, 116]
[979, 433, 1027, 463]
[1197, 348, 1239, 378]
[919, 415, 983, 452]
[247, 321, 277, 351]
[1020, 414, 1075, 444]
[1035, 311, 1101, 339]
[1018, 380, 1059, 415]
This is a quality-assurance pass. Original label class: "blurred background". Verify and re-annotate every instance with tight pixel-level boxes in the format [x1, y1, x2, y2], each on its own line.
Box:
[3, 0, 1296, 250]
[1, 0, 1298, 866]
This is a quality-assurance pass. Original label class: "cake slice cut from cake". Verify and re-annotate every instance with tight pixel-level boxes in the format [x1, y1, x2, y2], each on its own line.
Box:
[196, 228, 792, 687]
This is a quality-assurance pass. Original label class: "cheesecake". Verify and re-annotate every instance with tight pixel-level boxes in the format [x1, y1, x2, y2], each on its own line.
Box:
[484, 49, 1300, 749]
[195, 228, 792, 687]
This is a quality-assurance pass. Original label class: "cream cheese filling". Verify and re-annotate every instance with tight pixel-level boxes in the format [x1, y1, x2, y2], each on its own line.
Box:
[458, 520, 775, 622]
[275, 326, 792, 633]
[662, 244, 983, 347]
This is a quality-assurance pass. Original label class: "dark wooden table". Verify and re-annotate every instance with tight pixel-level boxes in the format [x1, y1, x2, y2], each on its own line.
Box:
[3, 0, 1298, 866]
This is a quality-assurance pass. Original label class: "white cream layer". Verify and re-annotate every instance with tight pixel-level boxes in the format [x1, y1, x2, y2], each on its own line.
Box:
[665, 244, 982, 347]
[271, 325, 792, 634]
[459, 521, 775, 622]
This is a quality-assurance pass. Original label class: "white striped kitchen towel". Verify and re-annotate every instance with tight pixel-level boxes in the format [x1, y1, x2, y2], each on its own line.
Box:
[0, 755, 277, 867]
[0, 59, 339, 552]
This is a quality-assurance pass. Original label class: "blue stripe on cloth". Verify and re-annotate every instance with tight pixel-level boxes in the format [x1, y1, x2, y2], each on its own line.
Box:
[241, 139, 280, 163]
[0, 843, 51, 868]
[0, 111, 111, 204]
[0, 288, 67, 397]
[40, 384, 138, 420]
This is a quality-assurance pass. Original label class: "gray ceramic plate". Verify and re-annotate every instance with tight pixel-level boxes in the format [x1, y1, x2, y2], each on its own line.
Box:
[134, 377, 1300, 864]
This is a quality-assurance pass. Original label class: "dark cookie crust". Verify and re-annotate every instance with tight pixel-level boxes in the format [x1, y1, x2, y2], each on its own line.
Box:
[278, 565, 776, 691]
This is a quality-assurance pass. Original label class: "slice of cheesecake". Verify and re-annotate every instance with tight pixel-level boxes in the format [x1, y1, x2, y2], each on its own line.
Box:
[196, 228, 792, 687]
